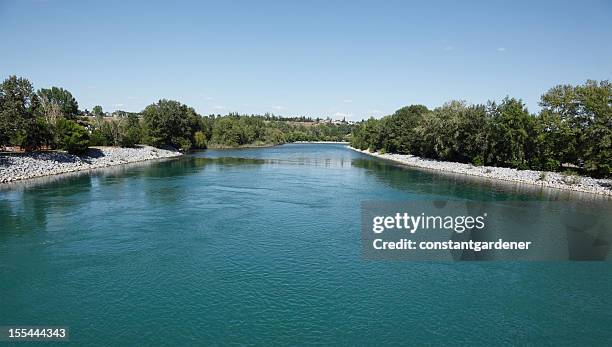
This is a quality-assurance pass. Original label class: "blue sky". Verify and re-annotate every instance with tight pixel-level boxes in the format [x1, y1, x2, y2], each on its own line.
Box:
[1, 0, 610, 120]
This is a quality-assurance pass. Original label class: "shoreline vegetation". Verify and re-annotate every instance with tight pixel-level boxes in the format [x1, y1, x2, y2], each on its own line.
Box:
[350, 80, 611, 181]
[0, 74, 353, 182]
[350, 147, 612, 196]
[0, 75, 353, 154]
[2, 75, 610, 192]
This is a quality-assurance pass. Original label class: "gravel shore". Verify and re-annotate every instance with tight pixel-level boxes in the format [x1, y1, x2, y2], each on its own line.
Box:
[350, 147, 612, 196]
[0, 146, 182, 183]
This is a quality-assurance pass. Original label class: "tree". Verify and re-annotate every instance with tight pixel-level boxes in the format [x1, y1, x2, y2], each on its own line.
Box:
[92, 105, 103, 117]
[381, 105, 429, 154]
[540, 80, 612, 176]
[0, 75, 38, 148]
[531, 110, 573, 171]
[37, 87, 79, 119]
[485, 98, 535, 169]
[264, 127, 285, 144]
[210, 117, 242, 147]
[194, 131, 207, 148]
[56, 118, 89, 154]
[414, 101, 467, 161]
[117, 115, 141, 147]
[142, 99, 199, 150]
[24, 117, 53, 150]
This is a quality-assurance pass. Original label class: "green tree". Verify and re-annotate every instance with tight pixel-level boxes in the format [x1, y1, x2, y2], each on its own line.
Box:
[350, 118, 382, 151]
[531, 110, 573, 170]
[264, 127, 285, 144]
[210, 117, 242, 146]
[142, 99, 199, 150]
[0, 75, 39, 149]
[92, 105, 103, 117]
[486, 98, 534, 169]
[193, 131, 207, 148]
[56, 118, 89, 154]
[117, 115, 141, 147]
[37, 87, 79, 119]
[540, 80, 612, 176]
[382, 105, 429, 154]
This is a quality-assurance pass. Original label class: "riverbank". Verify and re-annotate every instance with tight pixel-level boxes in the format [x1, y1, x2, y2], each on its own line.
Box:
[350, 147, 612, 196]
[0, 146, 181, 183]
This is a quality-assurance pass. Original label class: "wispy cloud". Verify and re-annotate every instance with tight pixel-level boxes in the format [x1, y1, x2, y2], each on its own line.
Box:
[343, 99, 353, 103]
[204, 96, 214, 101]
[212, 105, 225, 110]
[371, 110, 382, 114]
[443, 45, 454, 51]
[272, 105, 285, 110]
[497, 47, 506, 52]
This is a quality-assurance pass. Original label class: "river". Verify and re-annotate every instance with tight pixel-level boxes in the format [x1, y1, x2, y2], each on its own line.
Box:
[1, 144, 610, 345]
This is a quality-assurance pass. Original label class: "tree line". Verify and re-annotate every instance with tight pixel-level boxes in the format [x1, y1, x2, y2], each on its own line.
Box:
[0, 75, 353, 154]
[350, 80, 611, 178]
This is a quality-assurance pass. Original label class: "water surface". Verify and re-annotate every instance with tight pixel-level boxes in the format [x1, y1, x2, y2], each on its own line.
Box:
[1, 144, 611, 345]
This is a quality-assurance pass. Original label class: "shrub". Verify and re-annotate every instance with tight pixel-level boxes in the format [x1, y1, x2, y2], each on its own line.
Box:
[89, 129, 107, 146]
[178, 137, 192, 152]
[194, 131, 207, 148]
[119, 126, 140, 147]
[472, 155, 484, 166]
[56, 119, 89, 154]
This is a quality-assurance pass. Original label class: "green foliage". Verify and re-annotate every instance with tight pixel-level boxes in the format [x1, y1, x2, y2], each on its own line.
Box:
[89, 129, 107, 146]
[142, 99, 198, 150]
[117, 115, 141, 147]
[381, 105, 428, 154]
[210, 116, 250, 147]
[87, 114, 142, 148]
[24, 117, 53, 149]
[92, 105, 103, 117]
[37, 87, 79, 119]
[2, 77, 352, 153]
[0, 75, 39, 148]
[194, 131, 207, 148]
[4, 74, 608, 179]
[350, 80, 612, 178]
[539, 80, 612, 177]
[349, 117, 383, 151]
[56, 118, 89, 154]
[486, 97, 534, 169]
[264, 128, 285, 144]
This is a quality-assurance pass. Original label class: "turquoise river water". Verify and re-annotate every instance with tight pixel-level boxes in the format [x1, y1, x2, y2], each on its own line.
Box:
[1, 144, 611, 345]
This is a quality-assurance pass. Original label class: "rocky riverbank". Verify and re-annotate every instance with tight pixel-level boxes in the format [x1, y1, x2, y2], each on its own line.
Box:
[0, 146, 182, 183]
[350, 147, 612, 196]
